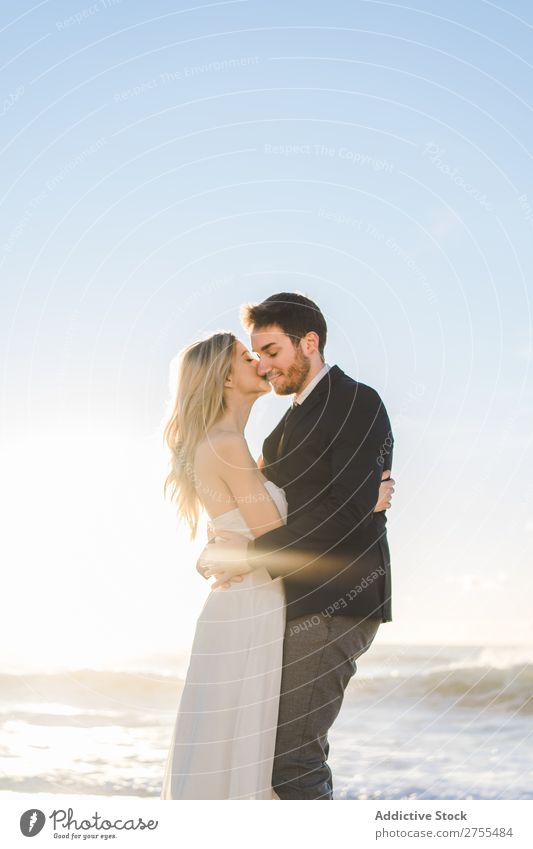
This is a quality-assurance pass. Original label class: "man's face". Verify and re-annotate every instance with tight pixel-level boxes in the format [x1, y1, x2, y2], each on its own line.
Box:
[250, 325, 311, 395]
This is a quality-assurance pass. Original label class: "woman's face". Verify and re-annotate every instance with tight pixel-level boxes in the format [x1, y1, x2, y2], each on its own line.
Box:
[228, 340, 271, 398]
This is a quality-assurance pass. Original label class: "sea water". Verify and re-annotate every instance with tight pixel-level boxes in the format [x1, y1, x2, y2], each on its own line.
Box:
[1, 644, 531, 799]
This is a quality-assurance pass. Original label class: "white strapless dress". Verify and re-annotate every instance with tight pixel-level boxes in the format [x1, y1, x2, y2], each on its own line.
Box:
[161, 480, 287, 800]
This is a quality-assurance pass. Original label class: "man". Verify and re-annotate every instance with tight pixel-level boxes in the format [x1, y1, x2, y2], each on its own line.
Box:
[199, 292, 394, 800]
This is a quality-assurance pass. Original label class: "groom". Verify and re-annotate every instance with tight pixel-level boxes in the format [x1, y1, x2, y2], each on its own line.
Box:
[199, 292, 394, 800]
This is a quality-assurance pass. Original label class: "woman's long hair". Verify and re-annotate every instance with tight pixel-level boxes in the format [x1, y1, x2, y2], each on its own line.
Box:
[163, 332, 236, 538]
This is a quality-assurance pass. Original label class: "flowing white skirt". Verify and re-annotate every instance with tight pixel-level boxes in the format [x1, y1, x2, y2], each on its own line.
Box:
[161, 567, 286, 799]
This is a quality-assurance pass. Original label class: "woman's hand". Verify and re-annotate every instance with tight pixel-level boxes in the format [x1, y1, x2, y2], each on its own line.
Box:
[207, 565, 250, 591]
[195, 523, 216, 579]
[374, 471, 395, 511]
[199, 530, 252, 590]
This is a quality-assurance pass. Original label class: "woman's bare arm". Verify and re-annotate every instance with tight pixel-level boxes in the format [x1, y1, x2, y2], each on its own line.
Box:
[211, 434, 283, 537]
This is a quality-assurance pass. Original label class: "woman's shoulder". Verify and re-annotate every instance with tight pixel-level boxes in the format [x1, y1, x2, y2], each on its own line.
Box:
[195, 431, 253, 468]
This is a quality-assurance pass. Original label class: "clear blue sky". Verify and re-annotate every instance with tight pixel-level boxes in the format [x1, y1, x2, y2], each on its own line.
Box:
[1, 0, 532, 668]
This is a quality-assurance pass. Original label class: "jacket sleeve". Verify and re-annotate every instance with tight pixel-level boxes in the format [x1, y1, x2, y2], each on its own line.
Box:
[249, 385, 393, 579]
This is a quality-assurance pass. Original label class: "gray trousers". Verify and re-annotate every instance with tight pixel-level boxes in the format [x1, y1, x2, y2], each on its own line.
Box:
[272, 612, 380, 800]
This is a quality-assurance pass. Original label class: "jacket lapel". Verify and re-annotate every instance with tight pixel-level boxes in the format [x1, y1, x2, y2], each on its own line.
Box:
[267, 365, 343, 461]
[263, 414, 287, 467]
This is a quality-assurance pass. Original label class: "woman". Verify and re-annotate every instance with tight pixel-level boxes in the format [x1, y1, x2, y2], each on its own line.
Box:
[160, 332, 288, 800]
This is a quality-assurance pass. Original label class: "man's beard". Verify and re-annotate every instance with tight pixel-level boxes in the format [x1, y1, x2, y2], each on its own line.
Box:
[271, 346, 311, 395]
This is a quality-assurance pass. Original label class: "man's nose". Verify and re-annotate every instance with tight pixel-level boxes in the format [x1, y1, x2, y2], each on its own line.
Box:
[256, 358, 269, 377]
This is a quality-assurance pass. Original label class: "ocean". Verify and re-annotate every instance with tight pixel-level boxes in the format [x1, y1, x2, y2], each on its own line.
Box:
[1, 644, 531, 800]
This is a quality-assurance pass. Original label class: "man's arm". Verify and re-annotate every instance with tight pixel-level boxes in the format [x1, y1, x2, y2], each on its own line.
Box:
[201, 467, 395, 584]
[249, 385, 393, 579]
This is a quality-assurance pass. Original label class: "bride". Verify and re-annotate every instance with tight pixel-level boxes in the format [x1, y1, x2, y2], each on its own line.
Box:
[160, 331, 288, 800]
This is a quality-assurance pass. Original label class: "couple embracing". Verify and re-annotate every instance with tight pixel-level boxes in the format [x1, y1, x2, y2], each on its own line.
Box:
[160, 292, 395, 800]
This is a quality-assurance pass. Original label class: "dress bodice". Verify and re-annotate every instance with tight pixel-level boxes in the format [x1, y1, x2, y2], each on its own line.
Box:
[210, 479, 288, 540]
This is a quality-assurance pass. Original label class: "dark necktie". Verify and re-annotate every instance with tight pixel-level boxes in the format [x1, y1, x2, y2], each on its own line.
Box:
[276, 401, 298, 459]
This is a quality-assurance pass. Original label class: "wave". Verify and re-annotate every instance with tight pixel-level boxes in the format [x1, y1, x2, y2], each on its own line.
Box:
[2, 648, 532, 718]
[349, 661, 533, 715]
[413, 663, 533, 713]
[0, 669, 183, 712]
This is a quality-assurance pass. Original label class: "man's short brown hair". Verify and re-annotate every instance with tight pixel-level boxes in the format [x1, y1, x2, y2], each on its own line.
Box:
[240, 292, 327, 357]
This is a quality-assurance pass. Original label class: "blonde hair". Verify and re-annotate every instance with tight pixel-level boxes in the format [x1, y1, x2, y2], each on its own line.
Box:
[163, 332, 236, 539]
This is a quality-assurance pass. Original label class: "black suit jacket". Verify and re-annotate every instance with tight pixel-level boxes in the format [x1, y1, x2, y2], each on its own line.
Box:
[248, 365, 393, 622]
